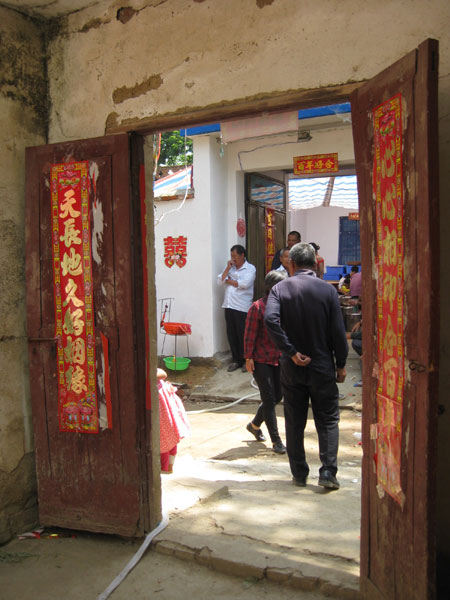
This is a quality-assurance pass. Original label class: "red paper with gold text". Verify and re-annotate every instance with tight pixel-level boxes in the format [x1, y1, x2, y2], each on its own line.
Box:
[373, 93, 405, 506]
[51, 161, 98, 433]
[265, 208, 275, 273]
[293, 153, 338, 175]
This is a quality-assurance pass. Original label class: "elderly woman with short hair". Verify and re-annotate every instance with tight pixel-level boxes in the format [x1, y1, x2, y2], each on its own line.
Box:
[243, 270, 288, 454]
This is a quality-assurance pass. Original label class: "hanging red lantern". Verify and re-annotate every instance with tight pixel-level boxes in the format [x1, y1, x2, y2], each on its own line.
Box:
[236, 218, 246, 238]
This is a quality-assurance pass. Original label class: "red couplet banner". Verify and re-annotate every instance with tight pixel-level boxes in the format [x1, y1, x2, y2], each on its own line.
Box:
[265, 208, 275, 273]
[373, 93, 405, 506]
[51, 161, 98, 433]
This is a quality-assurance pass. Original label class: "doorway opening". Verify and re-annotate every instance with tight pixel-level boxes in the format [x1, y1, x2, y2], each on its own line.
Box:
[145, 102, 363, 584]
[24, 40, 439, 598]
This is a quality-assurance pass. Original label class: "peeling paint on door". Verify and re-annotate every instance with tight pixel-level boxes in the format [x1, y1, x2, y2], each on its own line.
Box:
[90, 161, 104, 265]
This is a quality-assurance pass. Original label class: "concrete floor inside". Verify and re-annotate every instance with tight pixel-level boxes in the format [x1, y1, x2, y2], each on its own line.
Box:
[157, 350, 363, 598]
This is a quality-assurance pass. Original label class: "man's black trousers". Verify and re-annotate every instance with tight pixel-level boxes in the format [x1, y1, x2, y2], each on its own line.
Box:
[280, 359, 340, 480]
[224, 308, 247, 365]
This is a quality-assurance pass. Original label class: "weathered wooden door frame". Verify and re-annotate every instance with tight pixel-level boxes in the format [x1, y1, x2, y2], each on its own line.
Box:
[131, 88, 364, 526]
[113, 42, 437, 595]
[245, 171, 287, 299]
[351, 39, 439, 599]
[25, 133, 162, 535]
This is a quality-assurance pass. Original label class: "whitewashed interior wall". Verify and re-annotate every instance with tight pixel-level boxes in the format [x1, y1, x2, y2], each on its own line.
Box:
[290, 206, 355, 267]
[225, 126, 354, 174]
[156, 124, 356, 358]
[154, 136, 226, 358]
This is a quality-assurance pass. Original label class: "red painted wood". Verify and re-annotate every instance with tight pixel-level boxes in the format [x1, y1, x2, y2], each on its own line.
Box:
[351, 40, 439, 599]
[25, 134, 151, 536]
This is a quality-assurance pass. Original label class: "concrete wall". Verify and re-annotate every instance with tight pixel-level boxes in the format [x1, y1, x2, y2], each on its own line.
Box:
[154, 134, 229, 357]
[291, 206, 354, 267]
[0, 7, 48, 543]
[155, 125, 354, 357]
[224, 121, 356, 273]
[226, 125, 354, 174]
[210, 137, 233, 354]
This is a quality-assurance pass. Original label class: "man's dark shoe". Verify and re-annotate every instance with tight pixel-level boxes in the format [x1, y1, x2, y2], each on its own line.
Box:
[292, 476, 307, 487]
[227, 362, 240, 372]
[246, 422, 266, 442]
[272, 442, 287, 454]
[318, 470, 340, 490]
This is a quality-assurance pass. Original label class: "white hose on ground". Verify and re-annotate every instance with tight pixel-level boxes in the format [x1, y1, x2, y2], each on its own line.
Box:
[96, 511, 169, 600]
[97, 379, 260, 598]
[186, 378, 260, 414]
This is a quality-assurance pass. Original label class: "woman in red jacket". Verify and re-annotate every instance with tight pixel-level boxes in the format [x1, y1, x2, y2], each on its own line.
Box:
[244, 270, 288, 454]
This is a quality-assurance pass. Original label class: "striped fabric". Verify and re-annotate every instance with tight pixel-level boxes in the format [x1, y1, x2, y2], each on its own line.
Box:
[154, 166, 192, 198]
[289, 175, 358, 210]
[250, 184, 285, 209]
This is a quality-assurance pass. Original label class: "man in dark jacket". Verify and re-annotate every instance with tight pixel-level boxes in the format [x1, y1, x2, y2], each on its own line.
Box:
[271, 230, 301, 270]
[265, 243, 348, 490]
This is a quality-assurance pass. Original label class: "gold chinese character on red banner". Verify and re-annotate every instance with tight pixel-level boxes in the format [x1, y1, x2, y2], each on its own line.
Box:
[265, 208, 275, 273]
[51, 161, 98, 434]
[293, 153, 339, 175]
[373, 93, 405, 506]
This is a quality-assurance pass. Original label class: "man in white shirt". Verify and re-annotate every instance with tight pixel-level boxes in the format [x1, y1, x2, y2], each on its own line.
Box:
[275, 247, 290, 276]
[218, 245, 256, 372]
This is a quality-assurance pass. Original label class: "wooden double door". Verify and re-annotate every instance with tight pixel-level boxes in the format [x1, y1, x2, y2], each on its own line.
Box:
[25, 39, 440, 599]
[25, 133, 157, 536]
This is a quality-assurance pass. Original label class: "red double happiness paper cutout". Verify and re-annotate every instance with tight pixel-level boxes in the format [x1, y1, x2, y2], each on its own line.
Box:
[163, 235, 187, 268]
[51, 161, 98, 433]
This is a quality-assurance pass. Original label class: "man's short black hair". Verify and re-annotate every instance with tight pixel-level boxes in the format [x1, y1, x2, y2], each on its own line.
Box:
[230, 244, 246, 257]
[288, 231, 301, 241]
[351, 265, 359, 273]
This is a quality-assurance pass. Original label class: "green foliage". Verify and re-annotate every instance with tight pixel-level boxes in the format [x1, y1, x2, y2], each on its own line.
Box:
[159, 131, 193, 166]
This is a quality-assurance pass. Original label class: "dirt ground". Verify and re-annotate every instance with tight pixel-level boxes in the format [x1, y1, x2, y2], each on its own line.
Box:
[0, 537, 342, 600]
[1, 358, 363, 600]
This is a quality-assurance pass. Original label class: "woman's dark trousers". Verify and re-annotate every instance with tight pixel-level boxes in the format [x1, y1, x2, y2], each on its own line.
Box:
[251, 362, 283, 444]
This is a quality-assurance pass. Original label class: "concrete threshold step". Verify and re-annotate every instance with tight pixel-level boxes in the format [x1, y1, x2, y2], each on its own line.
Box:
[154, 481, 360, 600]
[153, 525, 360, 600]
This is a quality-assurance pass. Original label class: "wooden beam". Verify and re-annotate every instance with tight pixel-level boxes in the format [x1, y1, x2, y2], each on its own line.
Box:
[105, 81, 363, 135]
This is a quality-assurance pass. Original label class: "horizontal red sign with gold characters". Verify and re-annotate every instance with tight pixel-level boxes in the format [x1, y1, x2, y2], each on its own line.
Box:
[373, 93, 405, 506]
[51, 161, 98, 433]
[293, 153, 338, 175]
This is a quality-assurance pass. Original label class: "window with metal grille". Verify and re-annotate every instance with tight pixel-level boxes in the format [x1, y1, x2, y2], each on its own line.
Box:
[338, 216, 360, 264]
